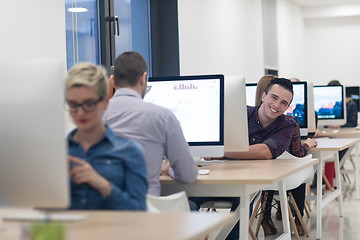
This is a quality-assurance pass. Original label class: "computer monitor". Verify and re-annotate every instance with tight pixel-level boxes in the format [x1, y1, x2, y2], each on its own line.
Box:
[245, 83, 257, 107]
[0, 59, 69, 210]
[314, 85, 347, 126]
[224, 76, 249, 152]
[284, 82, 308, 136]
[144, 75, 224, 158]
[246, 82, 309, 136]
[346, 86, 360, 112]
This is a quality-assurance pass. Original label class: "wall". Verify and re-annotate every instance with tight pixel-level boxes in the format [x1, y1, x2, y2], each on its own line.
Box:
[277, 0, 306, 80]
[177, 0, 265, 83]
[277, 1, 360, 86]
[304, 15, 360, 85]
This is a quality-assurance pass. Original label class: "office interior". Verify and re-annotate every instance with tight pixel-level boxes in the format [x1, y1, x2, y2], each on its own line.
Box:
[1, 0, 360, 239]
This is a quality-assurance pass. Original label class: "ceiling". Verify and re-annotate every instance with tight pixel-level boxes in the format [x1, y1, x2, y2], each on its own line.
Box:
[291, 0, 360, 7]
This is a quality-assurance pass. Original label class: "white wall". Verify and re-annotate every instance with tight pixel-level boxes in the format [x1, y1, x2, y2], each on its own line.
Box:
[277, 0, 306, 80]
[304, 16, 360, 85]
[277, 0, 360, 86]
[177, 0, 265, 83]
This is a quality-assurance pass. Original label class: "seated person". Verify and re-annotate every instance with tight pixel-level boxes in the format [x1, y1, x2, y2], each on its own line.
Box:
[103, 51, 198, 196]
[191, 78, 298, 240]
[257, 77, 318, 236]
[65, 62, 148, 210]
[324, 80, 357, 189]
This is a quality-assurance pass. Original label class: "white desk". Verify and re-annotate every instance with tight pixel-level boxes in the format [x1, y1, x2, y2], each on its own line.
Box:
[161, 159, 318, 240]
[0, 208, 236, 240]
[311, 137, 360, 239]
[317, 128, 360, 199]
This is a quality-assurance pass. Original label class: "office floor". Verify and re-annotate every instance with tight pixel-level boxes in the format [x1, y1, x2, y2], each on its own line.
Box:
[257, 182, 360, 240]
[209, 159, 360, 240]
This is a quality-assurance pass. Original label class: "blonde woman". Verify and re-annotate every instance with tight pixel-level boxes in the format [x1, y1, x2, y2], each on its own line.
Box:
[65, 62, 147, 210]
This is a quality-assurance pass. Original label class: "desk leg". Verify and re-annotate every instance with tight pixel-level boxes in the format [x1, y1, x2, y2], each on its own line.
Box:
[278, 180, 291, 239]
[355, 143, 360, 200]
[316, 157, 323, 239]
[334, 152, 344, 217]
[239, 195, 250, 240]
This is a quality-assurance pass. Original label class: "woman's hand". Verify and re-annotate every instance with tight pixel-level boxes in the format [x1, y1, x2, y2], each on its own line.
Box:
[69, 155, 111, 197]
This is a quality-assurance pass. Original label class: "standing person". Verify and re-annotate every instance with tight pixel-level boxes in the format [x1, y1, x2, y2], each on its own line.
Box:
[192, 78, 298, 240]
[65, 62, 148, 210]
[103, 51, 198, 196]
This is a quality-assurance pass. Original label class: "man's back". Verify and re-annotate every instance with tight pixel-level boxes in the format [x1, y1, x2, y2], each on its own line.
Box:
[103, 88, 198, 196]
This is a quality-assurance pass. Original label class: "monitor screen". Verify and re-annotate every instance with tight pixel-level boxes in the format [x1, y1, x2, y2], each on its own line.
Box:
[0, 59, 69, 209]
[346, 86, 360, 113]
[314, 85, 346, 126]
[145, 75, 224, 157]
[245, 83, 257, 107]
[284, 82, 308, 132]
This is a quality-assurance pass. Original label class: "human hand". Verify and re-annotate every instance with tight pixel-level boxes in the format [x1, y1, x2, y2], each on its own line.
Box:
[304, 138, 318, 148]
[160, 161, 170, 175]
[329, 125, 340, 129]
[69, 155, 111, 197]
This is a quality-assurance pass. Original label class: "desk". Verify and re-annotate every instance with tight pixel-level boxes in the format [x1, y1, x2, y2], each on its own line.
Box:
[311, 138, 360, 239]
[161, 159, 318, 240]
[316, 129, 360, 199]
[0, 209, 236, 240]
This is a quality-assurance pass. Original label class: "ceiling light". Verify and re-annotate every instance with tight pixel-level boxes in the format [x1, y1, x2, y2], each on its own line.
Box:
[68, 7, 88, 13]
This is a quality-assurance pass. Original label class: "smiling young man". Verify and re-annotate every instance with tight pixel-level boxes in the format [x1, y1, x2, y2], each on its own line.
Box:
[224, 77, 296, 160]
[190, 77, 296, 240]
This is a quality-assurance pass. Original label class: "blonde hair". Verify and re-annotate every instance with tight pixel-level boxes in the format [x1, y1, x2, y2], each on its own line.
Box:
[65, 62, 108, 99]
[255, 75, 277, 106]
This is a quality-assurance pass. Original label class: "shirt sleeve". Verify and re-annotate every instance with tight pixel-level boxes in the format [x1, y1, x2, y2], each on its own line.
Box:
[103, 141, 148, 210]
[263, 119, 296, 159]
[287, 123, 309, 157]
[164, 112, 198, 184]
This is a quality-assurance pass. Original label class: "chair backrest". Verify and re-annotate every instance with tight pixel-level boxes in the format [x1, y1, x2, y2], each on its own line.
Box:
[147, 191, 190, 213]
[264, 151, 314, 191]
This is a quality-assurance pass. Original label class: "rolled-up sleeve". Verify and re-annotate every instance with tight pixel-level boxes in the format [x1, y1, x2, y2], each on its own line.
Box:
[263, 123, 296, 159]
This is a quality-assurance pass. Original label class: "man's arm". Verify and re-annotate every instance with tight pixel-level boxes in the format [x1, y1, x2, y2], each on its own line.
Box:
[224, 143, 272, 160]
[165, 113, 198, 183]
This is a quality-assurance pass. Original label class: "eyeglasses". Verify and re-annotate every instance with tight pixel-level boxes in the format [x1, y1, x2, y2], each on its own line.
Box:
[65, 97, 104, 113]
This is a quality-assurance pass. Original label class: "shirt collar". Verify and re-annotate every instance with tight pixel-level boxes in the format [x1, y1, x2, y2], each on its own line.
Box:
[113, 88, 142, 99]
[67, 125, 116, 147]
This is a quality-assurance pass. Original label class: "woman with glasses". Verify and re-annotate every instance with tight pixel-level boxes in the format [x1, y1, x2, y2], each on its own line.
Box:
[65, 62, 148, 210]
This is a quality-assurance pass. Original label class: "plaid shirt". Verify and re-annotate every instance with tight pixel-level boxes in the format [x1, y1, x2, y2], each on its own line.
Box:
[287, 119, 310, 157]
[247, 106, 297, 159]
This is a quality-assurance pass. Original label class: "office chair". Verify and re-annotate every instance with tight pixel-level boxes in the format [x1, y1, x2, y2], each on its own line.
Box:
[250, 151, 314, 240]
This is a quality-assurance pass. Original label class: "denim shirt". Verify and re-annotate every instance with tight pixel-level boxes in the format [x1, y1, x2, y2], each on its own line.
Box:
[67, 126, 148, 210]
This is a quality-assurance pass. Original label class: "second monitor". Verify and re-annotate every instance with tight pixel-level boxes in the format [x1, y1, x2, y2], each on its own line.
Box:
[145, 74, 225, 158]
